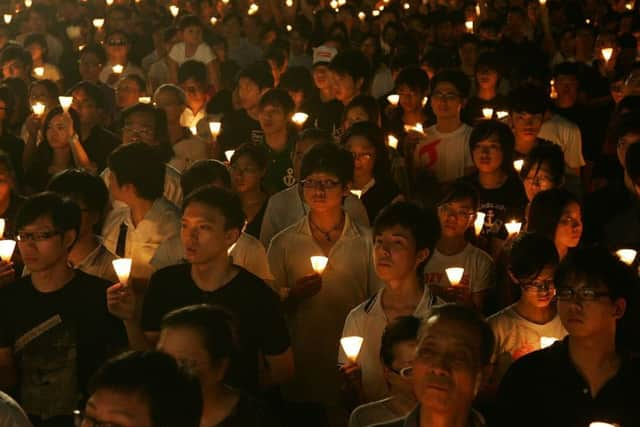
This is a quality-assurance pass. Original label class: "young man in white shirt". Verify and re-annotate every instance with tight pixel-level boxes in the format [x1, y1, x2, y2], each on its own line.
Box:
[413, 69, 475, 183]
[102, 142, 181, 283]
[339, 202, 441, 403]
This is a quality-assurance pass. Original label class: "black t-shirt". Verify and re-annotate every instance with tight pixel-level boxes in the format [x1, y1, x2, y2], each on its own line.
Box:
[142, 264, 290, 392]
[0, 133, 24, 184]
[362, 179, 401, 224]
[82, 126, 121, 172]
[496, 338, 640, 427]
[462, 173, 528, 240]
[219, 109, 263, 151]
[0, 271, 126, 418]
[462, 95, 509, 126]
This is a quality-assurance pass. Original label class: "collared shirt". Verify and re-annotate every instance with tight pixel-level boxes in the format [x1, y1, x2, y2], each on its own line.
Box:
[179, 107, 207, 129]
[340, 287, 441, 402]
[101, 164, 183, 209]
[496, 338, 640, 427]
[267, 214, 383, 405]
[373, 405, 486, 427]
[259, 184, 370, 248]
[72, 244, 119, 283]
[102, 197, 181, 281]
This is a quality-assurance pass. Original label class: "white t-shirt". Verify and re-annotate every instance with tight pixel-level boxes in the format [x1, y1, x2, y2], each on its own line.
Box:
[413, 124, 474, 182]
[423, 244, 494, 293]
[169, 136, 209, 172]
[538, 114, 586, 172]
[487, 304, 567, 385]
[169, 42, 216, 65]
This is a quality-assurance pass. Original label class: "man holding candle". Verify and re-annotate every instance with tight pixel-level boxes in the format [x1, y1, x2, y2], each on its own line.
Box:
[339, 201, 441, 404]
[496, 247, 640, 427]
[267, 142, 382, 423]
[0, 192, 126, 426]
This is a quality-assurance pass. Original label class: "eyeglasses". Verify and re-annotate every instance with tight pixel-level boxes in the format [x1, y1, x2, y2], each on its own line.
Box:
[300, 179, 342, 190]
[74, 409, 124, 427]
[123, 125, 154, 137]
[521, 279, 555, 293]
[16, 230, 61, 242]
[389, 366, 413, 378]
[107, 39, 128, 46]
[437, 204, 474, 220]
[556, 287, 610, 301]
[350, 152, 374, 161]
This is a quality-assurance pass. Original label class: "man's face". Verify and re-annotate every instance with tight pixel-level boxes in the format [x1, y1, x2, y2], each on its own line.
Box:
[472, 137, 503, 174]
[374, 224, 426, 283]
[180, 78, 208, 111]
[82, 389, 152, 427]
[511, 111, 543, 144]
[555, 74, 578, 104]
[476, 67, 498, 90]
[154, 90, 185, 125]
[237, 77, 263, 111]
[331, 70, 360, 105]
[71, 88, 101, 127]
[122, 111, 156, 146]
[17, 216, 72, 273]
[397, 84, 423, 114]
[258, 103, 287, 135]
[79, 52, 103, 82]
[158, 326, 217, 386]
[116, 78, 143, 110]
[437, 199, 474, 238]
[412, 317, 483, 415]
[430, 82, 463, 121]
[181, 201, 238, 265]
[302, 172, 349, 214]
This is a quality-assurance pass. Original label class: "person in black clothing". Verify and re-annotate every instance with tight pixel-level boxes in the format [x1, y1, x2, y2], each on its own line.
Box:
[159, 304, 278, 427]
[0, 86, 25, 185]
[463, 52, 509, 126]
[107, 185, 294, 394]
[0, 192, 126, 427]
[496, 247, 640, 427]
[218, 61, 273, 151]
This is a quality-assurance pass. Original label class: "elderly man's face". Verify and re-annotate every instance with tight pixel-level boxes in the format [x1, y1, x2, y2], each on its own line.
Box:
[412, 316, 484, 415]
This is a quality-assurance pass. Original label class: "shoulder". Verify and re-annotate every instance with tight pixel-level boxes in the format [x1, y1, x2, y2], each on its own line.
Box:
[149, 264, 191, 289]
[487, 304, 517, 327]
[464, 244, 494, 265]
[270, 217, 305, 246]
[74, 270, 111, 289]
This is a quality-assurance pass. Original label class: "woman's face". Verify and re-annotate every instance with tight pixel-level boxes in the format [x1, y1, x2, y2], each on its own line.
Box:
[29, 83, 56, 108]
[472, 136, 503, 174]
[230, 155, 265, 194]
[312, 65, 331, 90]
[554, 201, 582, 250]
[518, 266, 556, 309]
[397, 84, 423, 113]
[346, 135, 376, 183]
[476, 67, 498, 90]
[46, 114, 73, 149]
[523, 161, 556, 202]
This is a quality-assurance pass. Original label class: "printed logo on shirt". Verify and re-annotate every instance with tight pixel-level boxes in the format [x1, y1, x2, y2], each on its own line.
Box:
[15, 315, 63, 352]
[283, 168, 296, 187]
[417, 139, 442, 168]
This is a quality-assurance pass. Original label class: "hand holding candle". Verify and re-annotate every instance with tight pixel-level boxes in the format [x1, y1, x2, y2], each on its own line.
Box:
[445, 267, 464, 286]
[138, 96, 151, 104]
[112, 258, 132, 286]
[474, 212, 485, 236]
[58, 96, 72, 113]
[310, 256, 328, 274]
[92, 18, 104, 29]
[505, 220, 522, 236]
[482, 108, 494, 119]
[33, 67, 44, 78]
[112, 64, 124, 74]
[350, 189, 362, 199]
[340, 336, 364, 363]
[496, 111, 509, 119]
[0, 240, 15, 262]
[601, 47, 613, 63]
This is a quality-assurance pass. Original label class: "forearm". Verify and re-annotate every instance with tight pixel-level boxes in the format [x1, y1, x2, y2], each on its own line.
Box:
[123, 320, 152, 350]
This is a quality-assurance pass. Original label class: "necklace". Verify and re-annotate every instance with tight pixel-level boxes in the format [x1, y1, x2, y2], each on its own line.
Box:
[309, 216, 344, 242]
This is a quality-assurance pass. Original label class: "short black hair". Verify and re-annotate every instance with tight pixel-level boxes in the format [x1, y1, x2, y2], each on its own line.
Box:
[296, 127, 333, 146]
[380, 315, 421, 367]
[300, 142, 354, 185]
[265, 45, 287, 69]
[373, 201, 440, 254]
[16, 191, 80, 244]
[108, 143, 165, 200]
[519, 140, 565, 187]
[340, 121, 389, 182]
[177, 14, 202, 31]
[178, 60, 208, 86]
[438, 181, 479, 211]
[181, 159, 231, 195]
[430, 68, 470, 99]
[278, 66, 314, 99]
[70, 81, 106, 110]
[230, 143, 268, 170]
[420, 304, 495, 365]
[509, 84, 548, 115]
[258, 88, 295, 115]
[552, 61, 580, 80]
[237, 61, 274, 90]
[182, 186, 245, 231]
[47, 169, 109, 216]
[394, 66, 430, 94]
[87, 351, 202, 427]
[469, 120, 515, 173]
[80, 43, 107, 65]
[329, 49, 372, 93]
[475, 51, 502, 75]
[527, 188, 580, 242]
[344, 95, 380, 125]
[508, 232, 559, 282]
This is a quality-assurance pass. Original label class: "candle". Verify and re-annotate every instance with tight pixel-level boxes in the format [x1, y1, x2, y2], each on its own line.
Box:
[329, 0, 338, 8]
[403, 2, 410, 9]
[221, 0, 229, 4]
[372, 9, 380, 17]
[475, 4, 480, 16]
[496, 110, 509, 119]
[540, 336, 557, 349]
[291, 112, 309, 126]
[387, 94, 399, 106]
[210, 17, 218, 25]
[169, 5, 179, 17]
[616, 249, 637, 266]
[0, 240, 15, 262]
[310, 256, 329, 274]
[626, 1, 634, 10]
[465, 20, 474, 33]
[0, 218, 6, 238]
[248, 3, 259, 15]
[189, 125, 198, 135]
[92, 18, 105, 29]
[358, 11, 366, 21]
[505, 220, 522, 236]
[286, 24, 292, 32]
[538, 0, 546, 4]
[601, 47, 613, 63]
[585, 18, 591, 24]
[224, 150, 235, 162]
[482, 108, 494, 119]
[24, 0, 32, 7]
[550, 79, 558, 99]
[138, 96, 151, 104]
[350, 189, 362, 199]
[3, 14, 11, 24]
[404, 123, 424, 134]
[474, 212, 485, 236]
[209, 121, 221, 138]
[286, 0, 293, 6]
[422, 96, 428, 107]
[32, 102, 45, 117]
[106, 0, 114, 6]
[387, 135, 398, 149]
[58, 96, 73, 112]
[589, 423, 618, 427]
[112, 258, 132, 285]
[445, 267, 464, 286]
[340, 336, 364, 363]
[513, 159, 524, 172]
[337, 0, 346, 6]
[112, 64, 124, 74]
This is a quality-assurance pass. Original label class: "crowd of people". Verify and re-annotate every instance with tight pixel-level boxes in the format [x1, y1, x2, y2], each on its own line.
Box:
[0, 0, 638, 425]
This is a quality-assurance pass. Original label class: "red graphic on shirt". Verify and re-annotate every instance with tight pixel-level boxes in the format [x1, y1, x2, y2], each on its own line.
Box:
[511, 342, 538, 360]
[417, 139, 442, 168]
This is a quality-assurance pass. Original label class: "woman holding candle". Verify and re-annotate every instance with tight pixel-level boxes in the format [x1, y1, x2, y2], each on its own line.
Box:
[230, 143, 269, 239]
[383, 66, 430, 146]
[23, 33, 62, 85]
[463, 52, 509, 125]
[527, 188, 583, 261]
[519, 140, 565, 204]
